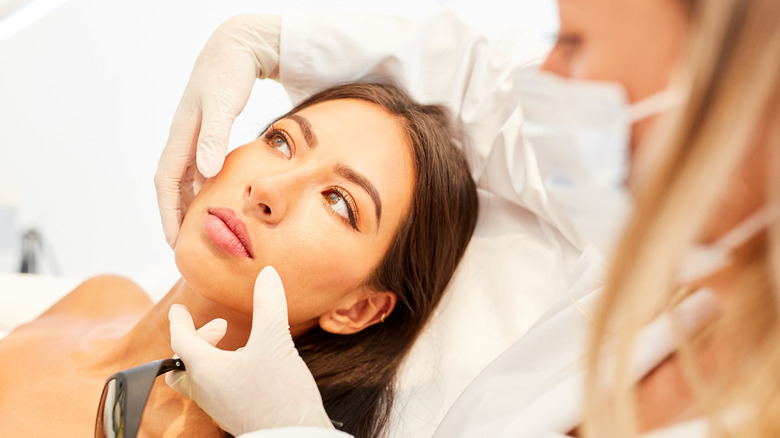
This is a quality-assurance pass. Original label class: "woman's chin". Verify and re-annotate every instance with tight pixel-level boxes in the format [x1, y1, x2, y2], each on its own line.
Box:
[174, 240, 255, 316]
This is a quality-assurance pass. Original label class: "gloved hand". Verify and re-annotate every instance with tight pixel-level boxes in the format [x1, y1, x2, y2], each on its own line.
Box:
[155, 15, 281, 247]
[166, 266, 334, 436]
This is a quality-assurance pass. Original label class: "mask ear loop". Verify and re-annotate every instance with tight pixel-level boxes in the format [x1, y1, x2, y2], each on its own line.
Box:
[677, 206, 780, 285]
[627, 88, 683, 123]
[716, 206, 780, 253]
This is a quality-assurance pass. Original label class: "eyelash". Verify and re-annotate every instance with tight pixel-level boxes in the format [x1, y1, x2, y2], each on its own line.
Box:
[323, 186, 359, 231]
[263, 127, 294, 158]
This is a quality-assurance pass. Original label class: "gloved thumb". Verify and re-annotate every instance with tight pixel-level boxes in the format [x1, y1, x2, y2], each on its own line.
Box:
[193, 317, 229, 347]
[196, 100, 235, 178]
[246, 266, 291, 348]
[166, 306, 228, 397]
[169, 304, 225, 361]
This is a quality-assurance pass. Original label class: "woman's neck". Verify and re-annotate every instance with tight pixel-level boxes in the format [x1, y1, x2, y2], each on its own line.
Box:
[99, 278, 253, 370]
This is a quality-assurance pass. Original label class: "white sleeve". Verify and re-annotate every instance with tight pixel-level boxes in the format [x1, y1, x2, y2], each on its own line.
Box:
[238, 428, 353, 438]
[279, 11, 546, 119]
[279, 7, 547, 112]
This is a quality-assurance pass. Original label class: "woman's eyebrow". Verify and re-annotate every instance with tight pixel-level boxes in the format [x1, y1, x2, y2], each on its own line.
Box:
[287, 114, 318, 148]
[335, 165, 382, 227]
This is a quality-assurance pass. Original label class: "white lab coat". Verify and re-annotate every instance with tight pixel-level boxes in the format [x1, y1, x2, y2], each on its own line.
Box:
[234, 8, 695, 438]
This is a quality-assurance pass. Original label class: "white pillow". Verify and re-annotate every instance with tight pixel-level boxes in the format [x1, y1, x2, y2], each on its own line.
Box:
[388, 189, 583, 437]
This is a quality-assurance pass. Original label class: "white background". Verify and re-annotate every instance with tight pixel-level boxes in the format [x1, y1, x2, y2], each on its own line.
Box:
[0, 0, 557, 281]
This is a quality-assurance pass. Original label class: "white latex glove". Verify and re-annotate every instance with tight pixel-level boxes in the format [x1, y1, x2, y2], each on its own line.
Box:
[155, 15, 281, 247]
[166, 266, 334, 436]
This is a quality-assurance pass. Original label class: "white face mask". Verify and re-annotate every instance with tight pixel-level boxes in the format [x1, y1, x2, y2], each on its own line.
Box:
[514, 70, 679, 253]
[517, 70, 680, 188]
[677, 207, 779, 284]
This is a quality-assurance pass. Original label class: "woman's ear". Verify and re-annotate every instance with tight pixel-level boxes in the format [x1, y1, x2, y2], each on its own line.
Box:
[318, 290, 397, 335]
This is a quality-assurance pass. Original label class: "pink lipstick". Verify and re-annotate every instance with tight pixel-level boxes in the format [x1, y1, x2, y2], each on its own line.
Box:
[204, 207, 253, 258]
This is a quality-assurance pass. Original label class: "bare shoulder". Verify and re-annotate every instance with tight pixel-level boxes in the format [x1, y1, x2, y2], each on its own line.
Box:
[38, 275, 154, 320]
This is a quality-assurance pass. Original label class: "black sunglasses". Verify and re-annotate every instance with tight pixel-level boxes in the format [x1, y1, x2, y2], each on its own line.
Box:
[94, 358, 186, 438]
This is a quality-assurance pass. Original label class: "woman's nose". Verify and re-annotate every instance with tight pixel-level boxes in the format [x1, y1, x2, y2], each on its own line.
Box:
[244, 175, 289, 225]
[539, 46, 571, 77]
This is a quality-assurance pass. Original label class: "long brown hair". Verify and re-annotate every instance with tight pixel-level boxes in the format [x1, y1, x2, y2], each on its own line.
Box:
[271, 82, 478, 437]
[583, 1, 780, 436]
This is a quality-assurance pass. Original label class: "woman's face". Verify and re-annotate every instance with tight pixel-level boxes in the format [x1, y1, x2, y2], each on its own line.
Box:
[543, 1, 770, 247]
[542, 0, 688, 152]
[175, 98, 414, 336]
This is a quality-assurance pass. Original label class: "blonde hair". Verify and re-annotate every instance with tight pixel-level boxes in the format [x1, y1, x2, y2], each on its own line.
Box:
[582, 1, 780, 437]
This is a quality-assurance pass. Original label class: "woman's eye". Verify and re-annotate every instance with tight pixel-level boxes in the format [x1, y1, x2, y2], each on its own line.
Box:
[324, 189, 358, 230]
[555, 33, 582, 58]
[263, 128, 293, 158]
[270, 134, 292, 158]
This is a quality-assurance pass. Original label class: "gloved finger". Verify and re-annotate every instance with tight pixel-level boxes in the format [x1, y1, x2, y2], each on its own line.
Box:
[168, 304, 223, 362]
[165, 317, 225, 396]
[196, 98, 235, 178]
[246, 266, 291, 348]
[179, 157, 207, 217]
[156, 105, 203, 248]
[195, 317, 228, 347]
[165, 366, 191, 397]
[155, 167, 185, 248]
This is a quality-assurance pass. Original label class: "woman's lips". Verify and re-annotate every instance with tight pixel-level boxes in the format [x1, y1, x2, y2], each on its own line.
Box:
[204, 207, 254, 259]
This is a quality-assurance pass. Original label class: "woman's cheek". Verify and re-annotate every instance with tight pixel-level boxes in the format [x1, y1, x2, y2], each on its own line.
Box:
[277, 246, 376, 322]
